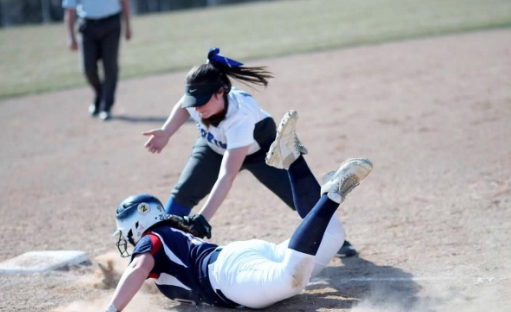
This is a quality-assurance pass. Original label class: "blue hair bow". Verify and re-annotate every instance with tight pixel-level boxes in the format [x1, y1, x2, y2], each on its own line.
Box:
[207, 48, 244, 68]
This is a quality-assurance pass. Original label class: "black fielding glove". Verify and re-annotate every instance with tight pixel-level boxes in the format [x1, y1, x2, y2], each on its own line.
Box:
[189, 214, 212, 239]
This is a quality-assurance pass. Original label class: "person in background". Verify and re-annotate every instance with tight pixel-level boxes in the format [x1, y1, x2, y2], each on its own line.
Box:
[63, 0, 132, 121]
[142, 48, 357, 257]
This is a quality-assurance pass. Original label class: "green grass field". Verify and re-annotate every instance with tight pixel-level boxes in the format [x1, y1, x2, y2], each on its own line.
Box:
[1, 0, 510, 99]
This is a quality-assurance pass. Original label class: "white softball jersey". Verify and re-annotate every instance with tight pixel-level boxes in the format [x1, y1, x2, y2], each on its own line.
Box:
[184, 87, 271, 155]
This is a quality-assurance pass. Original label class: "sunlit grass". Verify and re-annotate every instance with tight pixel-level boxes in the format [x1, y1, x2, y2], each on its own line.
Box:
[1, 0, 510, 99]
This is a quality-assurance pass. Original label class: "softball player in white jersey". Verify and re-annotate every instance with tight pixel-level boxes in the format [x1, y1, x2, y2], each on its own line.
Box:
[103, 111, 373, 312]
[142, 48, 359, 257]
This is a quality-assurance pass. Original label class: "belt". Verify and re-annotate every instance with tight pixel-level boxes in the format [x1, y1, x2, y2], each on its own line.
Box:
[84, 12, 120, 22]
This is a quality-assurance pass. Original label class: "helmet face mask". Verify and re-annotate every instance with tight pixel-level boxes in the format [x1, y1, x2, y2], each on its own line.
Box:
[115, 231, 130, 258]
[114, 194, 166, 257]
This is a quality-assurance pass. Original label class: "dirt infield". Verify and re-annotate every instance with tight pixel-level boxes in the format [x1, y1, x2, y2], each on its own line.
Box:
[1, 29, 510, 312]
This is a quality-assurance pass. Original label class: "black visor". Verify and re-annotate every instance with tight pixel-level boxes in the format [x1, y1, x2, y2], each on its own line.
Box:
[181, 82, 223, 108]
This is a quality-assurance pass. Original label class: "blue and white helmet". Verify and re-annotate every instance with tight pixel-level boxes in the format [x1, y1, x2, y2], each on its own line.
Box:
[113, 194, 166, 257]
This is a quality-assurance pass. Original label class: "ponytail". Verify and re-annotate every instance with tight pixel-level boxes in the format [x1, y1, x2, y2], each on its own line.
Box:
[146, 215, 197, 236]
[187, 48, 273, 91]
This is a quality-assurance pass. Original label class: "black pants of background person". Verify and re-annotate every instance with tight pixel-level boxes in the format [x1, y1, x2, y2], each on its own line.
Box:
[78, 13, 121, 116]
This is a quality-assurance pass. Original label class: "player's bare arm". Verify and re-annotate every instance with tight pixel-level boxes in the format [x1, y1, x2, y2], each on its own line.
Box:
[198, 145, 250, 221]
[120, 0, 131, 40]
[143, 101, 190, 153]
[64, 9, 77, 51]
[107, 253, 155, 312]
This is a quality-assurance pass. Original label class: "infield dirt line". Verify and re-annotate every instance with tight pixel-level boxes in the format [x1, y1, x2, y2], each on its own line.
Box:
[313, 276, 509, 283]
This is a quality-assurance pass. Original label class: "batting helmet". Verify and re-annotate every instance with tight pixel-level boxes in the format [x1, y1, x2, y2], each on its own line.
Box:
[113, 194, 166, 257]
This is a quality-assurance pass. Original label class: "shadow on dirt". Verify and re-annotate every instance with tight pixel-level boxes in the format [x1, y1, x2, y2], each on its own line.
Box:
[111, 115, 196, 124]
[167, 256, 440, 312]
[297, 255, 440, 311]
[110, 115, 169, 123]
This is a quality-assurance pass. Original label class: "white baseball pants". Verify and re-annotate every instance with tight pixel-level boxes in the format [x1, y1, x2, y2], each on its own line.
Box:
[208, 215, 345, 309]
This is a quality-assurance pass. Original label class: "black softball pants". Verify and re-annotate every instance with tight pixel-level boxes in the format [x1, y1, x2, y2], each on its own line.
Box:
[78, 13, 121, 112]
[170, 117, 295, 211]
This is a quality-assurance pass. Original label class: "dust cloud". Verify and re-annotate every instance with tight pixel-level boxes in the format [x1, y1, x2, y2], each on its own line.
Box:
[52, 293, 160, 312]
[89, 251, 128, 289]
[52, 251, 159, 312]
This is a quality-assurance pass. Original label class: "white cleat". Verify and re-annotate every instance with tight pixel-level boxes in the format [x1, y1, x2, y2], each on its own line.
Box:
[265, 110, 308, 169]
[321, 158, 373, 204]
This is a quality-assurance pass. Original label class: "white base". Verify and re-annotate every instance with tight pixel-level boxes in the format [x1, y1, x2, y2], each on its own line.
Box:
[0, 250, 87, 274]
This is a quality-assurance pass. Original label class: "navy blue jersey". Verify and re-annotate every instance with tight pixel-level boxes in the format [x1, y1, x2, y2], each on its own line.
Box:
[131, 224, 220, 306]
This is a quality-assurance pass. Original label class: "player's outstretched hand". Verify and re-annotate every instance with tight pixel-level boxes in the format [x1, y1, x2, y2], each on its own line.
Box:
[143, 129, 171, 154]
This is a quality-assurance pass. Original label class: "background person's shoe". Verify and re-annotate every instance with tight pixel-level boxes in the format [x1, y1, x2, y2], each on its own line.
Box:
[336, 240, 357, 258]
[89, 104, 99, 117]
[321, 158, 373, 204]
[99, 111, 111, 121]
[266, 110, 308, 169]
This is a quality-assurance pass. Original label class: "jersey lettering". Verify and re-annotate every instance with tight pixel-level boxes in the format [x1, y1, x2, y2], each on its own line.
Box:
[200, 128, 227, 149]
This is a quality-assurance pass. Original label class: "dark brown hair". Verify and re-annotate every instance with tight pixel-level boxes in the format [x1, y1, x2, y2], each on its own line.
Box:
[146, 215, 198, 236]
[186, 59, 273, 127]
[186, 62, 273, 92]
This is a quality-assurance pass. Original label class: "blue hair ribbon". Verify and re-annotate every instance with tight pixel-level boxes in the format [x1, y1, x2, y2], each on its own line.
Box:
[207, 48, 244, 68]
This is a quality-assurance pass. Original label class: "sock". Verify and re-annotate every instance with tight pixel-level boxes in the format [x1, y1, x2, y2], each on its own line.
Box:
[288, 155, 321, 219]
[288, 195, 339, 255]
[165, 198, 191, 216]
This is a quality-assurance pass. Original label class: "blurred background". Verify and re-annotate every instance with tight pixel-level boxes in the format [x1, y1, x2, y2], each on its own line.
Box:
[1, 0, 510, 100]
[0, 0, 272, 27]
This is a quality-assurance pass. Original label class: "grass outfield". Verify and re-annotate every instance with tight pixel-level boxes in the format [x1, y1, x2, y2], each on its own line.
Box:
[0, 0, 510, 100]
